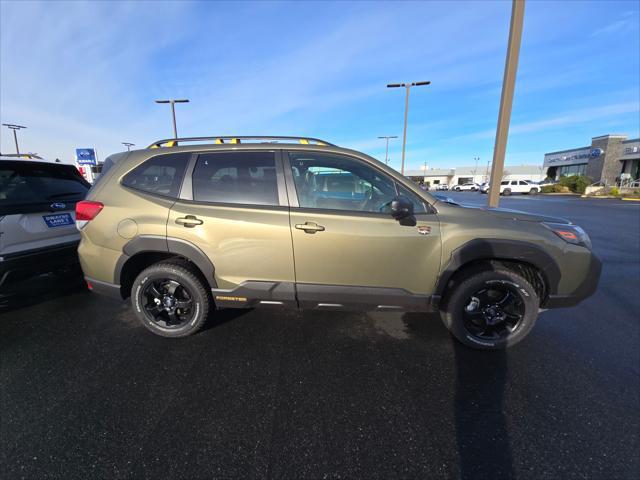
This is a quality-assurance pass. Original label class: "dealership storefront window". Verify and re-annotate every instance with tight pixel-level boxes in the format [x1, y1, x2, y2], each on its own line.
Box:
[557, 163, 587, 177]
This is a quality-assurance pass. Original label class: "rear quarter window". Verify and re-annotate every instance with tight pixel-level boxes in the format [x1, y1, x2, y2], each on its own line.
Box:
[121, 153, 190, 198]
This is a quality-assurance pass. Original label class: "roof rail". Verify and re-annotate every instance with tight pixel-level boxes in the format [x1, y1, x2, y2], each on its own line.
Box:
[148, 136, 335, 149]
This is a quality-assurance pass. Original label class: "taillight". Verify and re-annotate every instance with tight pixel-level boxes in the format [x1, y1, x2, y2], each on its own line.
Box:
[76, 201, 103, 230]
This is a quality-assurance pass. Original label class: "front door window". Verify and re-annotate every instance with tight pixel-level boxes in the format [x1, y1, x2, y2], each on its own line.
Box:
[288, 152, 426, 213]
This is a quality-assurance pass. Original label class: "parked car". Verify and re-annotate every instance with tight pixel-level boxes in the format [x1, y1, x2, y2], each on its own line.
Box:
[537, 179, 557, 188]
[435, 184, 449, 191]
[0, 159, 90, 289]
[452, 182, 479, 191]
[498, 180, 540, 196]
[479, 183, 490, 194]
[77, 135, 600, 350]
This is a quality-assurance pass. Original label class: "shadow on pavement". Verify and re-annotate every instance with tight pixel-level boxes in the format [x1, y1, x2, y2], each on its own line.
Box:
[199, 306, 252, 333]
[0, 272, 87, 313]
[405, 312, 514, 479]
[454, 341, 513, 479]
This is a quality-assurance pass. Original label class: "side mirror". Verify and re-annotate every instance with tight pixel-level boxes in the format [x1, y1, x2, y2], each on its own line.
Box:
[390, 195, 414, 220]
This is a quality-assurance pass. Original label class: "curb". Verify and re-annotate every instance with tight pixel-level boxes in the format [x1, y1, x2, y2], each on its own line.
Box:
[622, 197, 640, 202]
[580, 195, 618, 199]
[540, 193, 579, 196]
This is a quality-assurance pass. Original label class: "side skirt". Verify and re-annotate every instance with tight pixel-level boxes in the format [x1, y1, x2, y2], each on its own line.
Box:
[212, 281, 435, 313]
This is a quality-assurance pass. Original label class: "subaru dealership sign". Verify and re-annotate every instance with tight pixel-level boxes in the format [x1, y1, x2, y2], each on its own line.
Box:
[76, 148, 97, 165]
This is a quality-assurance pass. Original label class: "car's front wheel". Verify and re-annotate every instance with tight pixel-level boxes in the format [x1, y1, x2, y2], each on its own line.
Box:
[132, 262, 211, 337]
[441, 268, 539, 349]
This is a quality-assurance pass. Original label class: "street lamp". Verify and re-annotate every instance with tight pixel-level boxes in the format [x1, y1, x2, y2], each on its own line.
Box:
[387, 81, 430, 175]
[122, 142, 135, 151]
[377, 135, 398, 165]
[155, 99, 189, 139]
[2, 123, 26, 156]
[473, 156, 480, 181]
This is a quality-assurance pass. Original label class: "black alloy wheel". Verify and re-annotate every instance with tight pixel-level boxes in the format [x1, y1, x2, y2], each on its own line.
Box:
[132, 262, 211, 337]
[462, 284, 525, 341]
[440, 268, 539, 349]
[142, 278, 195, 328]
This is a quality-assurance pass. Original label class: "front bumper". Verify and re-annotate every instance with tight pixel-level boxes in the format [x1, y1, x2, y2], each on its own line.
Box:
[544, 252, 602, 308]
[0, 241, 80, 288]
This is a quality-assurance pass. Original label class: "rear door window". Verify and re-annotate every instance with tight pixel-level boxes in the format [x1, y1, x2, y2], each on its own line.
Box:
[122, 153, 190, 198]
[0, 161, 89, 215]
[192, 151, 279, 206]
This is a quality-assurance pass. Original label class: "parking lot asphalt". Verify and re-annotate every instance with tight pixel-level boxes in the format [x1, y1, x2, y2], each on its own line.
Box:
[1, 194, 639, 479]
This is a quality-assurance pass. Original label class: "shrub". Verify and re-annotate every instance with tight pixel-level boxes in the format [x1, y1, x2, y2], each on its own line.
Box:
[610, 186, 620, 197]
[541, 185, 555, 193]
[557, 175, 591, 194]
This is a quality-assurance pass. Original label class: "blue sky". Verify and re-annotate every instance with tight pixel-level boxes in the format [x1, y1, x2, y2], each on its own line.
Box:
[1, 0, 638, 170]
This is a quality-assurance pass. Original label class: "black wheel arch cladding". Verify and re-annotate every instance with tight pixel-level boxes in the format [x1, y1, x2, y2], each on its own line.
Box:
[435, 238, 561, 298]
[115, 235, 217, 288]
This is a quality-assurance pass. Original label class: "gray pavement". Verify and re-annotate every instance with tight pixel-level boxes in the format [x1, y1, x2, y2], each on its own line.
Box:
[1, 194, 639, 479]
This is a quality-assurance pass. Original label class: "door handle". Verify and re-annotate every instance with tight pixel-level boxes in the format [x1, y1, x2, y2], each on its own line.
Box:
[175, 215, 203, 228]
[295, 221, 325, 234]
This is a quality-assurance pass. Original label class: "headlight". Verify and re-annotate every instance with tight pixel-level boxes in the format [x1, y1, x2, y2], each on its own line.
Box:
[543, 222, 592, 249]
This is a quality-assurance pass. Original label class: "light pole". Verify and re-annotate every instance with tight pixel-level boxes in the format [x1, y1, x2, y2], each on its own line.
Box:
[487, 0, 525, 208]
[155, 99, 189, 138]
[122, 142, 135, 151]
[473, 156, 480, 182]
[378, 135, 398, 165]
[2, 123, 26, 156]
[387, 81, 430, 175]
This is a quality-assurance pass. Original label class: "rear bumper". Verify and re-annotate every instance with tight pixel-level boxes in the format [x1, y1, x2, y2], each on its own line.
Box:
[84, 276, 122, 300]
[0, 241, 80, 288]
[544, 252, 602, 308]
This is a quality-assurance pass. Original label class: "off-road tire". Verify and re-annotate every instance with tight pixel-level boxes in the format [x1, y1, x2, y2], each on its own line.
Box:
[441, 268, 539, 350]
[132, 262, 211, 338]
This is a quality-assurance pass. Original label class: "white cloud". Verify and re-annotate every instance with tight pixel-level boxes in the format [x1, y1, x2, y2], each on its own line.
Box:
[452, 102, 640, 141]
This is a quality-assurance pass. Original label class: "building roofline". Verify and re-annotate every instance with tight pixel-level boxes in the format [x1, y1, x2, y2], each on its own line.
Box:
[592, 134, 628, 140]
[622, 138, 639, 144]
[544, 146, 590, 156]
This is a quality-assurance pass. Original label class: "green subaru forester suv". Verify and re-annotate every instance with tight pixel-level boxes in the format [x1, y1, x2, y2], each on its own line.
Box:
[76, 136, 601, 349]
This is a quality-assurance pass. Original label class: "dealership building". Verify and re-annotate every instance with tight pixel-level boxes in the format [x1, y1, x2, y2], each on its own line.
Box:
[543, 134, 640, 185]
[405, 164, 545, 187]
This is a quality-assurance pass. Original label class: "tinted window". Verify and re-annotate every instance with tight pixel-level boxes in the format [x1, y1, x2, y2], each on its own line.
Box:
[0, 162, 89, 209]
[519, 181, 528, 185]
[501, 181, 509, 185]
[289, 152, 397, 213]
[89, 153, 122, 191]
[192, 151, 278, 206]
[511, 181, 518, 185]
[122, 153, 189, 198]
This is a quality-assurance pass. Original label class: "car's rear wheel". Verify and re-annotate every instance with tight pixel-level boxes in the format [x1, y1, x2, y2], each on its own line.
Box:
[441, 268, 539, 350]
[132, 262, 211, 337]
[529, 188, 538, 195]
[502, 188, 511, 196]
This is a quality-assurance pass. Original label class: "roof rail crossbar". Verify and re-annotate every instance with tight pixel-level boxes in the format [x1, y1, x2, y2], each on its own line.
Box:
[147, 136, 335, 149]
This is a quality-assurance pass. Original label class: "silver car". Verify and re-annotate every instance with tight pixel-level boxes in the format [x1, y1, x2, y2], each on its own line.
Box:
[0, 159, 89, 290]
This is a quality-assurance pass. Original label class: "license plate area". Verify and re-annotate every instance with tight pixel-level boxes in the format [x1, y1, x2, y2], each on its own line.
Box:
[42, 213, 74, 228]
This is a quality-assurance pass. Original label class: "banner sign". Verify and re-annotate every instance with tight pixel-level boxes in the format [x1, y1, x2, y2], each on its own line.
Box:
[76, 148, 97, 165]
